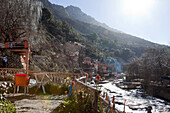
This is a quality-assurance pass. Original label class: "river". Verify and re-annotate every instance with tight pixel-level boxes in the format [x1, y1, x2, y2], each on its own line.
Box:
[99, 81, 170, 113]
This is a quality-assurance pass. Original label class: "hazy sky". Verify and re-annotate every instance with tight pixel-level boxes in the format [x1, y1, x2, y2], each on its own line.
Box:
[49, 0, 170, 46]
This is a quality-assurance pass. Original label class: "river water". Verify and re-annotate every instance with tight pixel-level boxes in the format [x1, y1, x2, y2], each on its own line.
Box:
[99, 81, 170, 113]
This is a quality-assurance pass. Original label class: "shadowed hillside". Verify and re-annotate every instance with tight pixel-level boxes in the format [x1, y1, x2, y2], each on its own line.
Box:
[40, 0, 163, 64]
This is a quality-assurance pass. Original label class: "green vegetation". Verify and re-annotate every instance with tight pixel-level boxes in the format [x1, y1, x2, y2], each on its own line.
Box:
[41, 0, 163, 64]
[40, 1, 169, 67]
[54, 91, 94, 113]
[127, 47, 170, 83]
[41, 8, 101, 60]
[40, 6, 140, 62]
[41, 8, 80, 44]
[0, 76, 13, 81]
[29, 83, 70, 95]
[44, 83, 70, 95]
[0, 100, 16, 113]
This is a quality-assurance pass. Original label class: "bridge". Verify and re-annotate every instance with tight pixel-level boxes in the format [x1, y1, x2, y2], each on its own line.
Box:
[0, 68, 120, 113]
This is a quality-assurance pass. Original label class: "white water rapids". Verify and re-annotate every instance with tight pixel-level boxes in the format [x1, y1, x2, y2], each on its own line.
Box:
[99, 82, 170, 113]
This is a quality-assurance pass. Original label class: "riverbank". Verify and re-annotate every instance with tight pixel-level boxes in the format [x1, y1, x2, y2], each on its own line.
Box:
[144, 84, 170, 101]
[99, 80, 170, 113]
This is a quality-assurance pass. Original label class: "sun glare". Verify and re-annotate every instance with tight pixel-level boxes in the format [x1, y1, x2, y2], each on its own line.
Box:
[123, 0, 154, 16]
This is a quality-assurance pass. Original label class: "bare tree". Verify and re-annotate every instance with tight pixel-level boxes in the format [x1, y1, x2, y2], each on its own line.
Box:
[127, 47, 170, 83]
[0, 0, 32, 42]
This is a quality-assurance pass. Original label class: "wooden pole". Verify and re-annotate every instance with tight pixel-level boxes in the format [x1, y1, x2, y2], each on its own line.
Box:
[93, 90, 98, 113]
[123, 99, 127, 113]
[112, 96, 115, 109]
[25, 50, 29, 75]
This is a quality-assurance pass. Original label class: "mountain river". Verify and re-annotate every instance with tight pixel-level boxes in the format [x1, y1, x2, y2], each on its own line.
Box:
[99, 81, 170, 113]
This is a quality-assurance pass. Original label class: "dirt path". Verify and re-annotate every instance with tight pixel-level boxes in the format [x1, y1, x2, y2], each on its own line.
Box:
[6, 94, 65, 113]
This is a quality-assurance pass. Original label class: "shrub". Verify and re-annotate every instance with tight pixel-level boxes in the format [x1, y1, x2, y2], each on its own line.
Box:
[54, 91, 93, 113]
[29, 83, 70, 95]
[0, 76, 13, 81]
[44, 83, 68, 95]
[60, 83, 69, 95]
[0, 96, 16, 113]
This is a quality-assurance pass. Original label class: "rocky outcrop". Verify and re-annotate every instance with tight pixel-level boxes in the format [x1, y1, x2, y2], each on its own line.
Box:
[65, 5, 117, 32]
[0, 49, 23, 68]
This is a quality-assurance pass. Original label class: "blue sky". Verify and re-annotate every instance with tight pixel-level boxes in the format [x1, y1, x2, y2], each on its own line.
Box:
[49, 0, 170, 46]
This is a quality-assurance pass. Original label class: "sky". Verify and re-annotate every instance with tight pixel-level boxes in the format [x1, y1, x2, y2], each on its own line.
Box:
[49, 0, 170, 46]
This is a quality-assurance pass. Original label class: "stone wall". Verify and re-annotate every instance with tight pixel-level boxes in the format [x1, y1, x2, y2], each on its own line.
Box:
[145, 85, 170, 101]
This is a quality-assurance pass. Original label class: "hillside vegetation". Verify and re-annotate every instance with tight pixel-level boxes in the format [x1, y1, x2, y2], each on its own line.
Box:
[1, 0, 169, 73]
[40, 0, 162, 64]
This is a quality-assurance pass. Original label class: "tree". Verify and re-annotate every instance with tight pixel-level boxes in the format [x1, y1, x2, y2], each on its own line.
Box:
[0, 0, 33, 42]
[127, 47, 170, 83]
[121, 48, 134, 61]
[86, 33, 100, 43]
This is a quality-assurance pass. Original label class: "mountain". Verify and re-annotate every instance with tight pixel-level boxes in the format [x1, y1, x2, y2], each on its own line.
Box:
[40, 0, 158, 46]
[40, 0, 160, 61]
[0, 0, 84, 72]
[40, 0, 155, 45]
[40, 0, 162, 62]
[65, 5, 119, 32]
[1, 0, 169, 73]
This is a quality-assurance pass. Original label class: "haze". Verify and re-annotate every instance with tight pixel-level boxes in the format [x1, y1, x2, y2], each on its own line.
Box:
[49, 0, 170, 46]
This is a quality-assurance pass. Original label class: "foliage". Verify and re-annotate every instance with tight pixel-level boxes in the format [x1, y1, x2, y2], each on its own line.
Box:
[54, 91, 93, 113]
[127, 47, 170, 83]
[44, 83, 70, 95]
[0, 76, 13, 81]
[0, 100, 16, 113]
[41, 8, 80, 44]
[41, 0, 161, 64]
[121, 48, 135, 61]
[85, 33, 100, 42]
[29, 83, 70, 95]
[40, 5, 155, 71]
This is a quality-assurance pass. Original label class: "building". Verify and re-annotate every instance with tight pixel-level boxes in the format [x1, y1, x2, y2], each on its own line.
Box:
[83, 57, 92, 64]
[98, 63, 107, 73]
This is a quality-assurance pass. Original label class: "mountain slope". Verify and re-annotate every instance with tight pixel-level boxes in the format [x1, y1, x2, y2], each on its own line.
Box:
[65, 5, 119, 32]
[41, 0, 156, 46]
[40, 0, 163, 64]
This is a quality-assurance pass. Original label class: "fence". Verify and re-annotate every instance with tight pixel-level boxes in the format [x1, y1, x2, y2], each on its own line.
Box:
[0, 68, 120, 113]
[73, 77, 120, 113]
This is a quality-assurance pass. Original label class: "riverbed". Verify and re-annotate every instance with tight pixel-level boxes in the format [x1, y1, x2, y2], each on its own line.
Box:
[100, 81, 170, 113]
